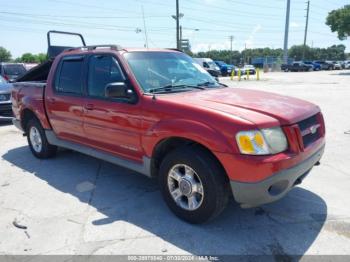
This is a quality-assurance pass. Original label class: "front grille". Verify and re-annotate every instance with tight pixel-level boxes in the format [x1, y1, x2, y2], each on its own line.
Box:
[297, 114, 321, 148]
[0, 103, 13, 117]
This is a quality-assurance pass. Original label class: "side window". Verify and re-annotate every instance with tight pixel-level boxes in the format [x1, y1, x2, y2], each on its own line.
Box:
[88, 55, 125, 98]
[203, 62, 209, 68]
[56, 57, 83, 94]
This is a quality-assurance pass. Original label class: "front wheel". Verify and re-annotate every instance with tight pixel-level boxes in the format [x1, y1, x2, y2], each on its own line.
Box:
[159, 146, 230, 224]
[26, 118, 57, 159]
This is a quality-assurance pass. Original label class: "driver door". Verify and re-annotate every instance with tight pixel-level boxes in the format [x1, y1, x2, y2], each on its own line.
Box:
[83, 54, 143, 162]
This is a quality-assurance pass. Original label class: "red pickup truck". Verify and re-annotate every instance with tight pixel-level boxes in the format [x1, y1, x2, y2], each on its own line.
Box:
[11, 31, 325, 223]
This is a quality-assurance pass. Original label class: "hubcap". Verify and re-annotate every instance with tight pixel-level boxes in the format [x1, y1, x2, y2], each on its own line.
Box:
[29, 126, 42, 153]
[167, 164, 204, 211]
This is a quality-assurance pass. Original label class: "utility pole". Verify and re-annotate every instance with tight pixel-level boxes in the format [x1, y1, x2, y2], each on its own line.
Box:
[229, 35, 234, 64]
[176, 0, 180, 49]
[283, 0, 291, 64]
[303, 0, 310, 60]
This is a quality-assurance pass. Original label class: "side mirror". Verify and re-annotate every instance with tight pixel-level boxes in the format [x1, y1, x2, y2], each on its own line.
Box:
[105, 82, 136, 102]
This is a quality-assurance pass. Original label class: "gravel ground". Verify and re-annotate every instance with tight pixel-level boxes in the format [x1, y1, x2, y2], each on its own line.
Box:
[0, 70, 349, 256]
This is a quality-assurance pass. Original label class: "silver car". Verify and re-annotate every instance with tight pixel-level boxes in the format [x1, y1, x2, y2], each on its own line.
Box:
[0, 75, 13, 117]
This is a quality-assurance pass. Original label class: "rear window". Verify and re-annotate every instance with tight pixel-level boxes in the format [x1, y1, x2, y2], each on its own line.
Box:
[3, 64, 26, 75]
[55, 57, 83, 95]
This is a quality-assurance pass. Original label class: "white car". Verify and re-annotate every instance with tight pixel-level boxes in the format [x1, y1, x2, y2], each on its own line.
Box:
[333, 62, 342, 70]
[344, 61, 350, 69]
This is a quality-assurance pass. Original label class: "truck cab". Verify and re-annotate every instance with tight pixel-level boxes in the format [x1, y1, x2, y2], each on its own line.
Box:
[11, 31, 325, 224]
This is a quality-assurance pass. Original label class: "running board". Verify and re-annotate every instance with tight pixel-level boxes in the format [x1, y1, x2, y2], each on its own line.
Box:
[45, 130, 151, 177]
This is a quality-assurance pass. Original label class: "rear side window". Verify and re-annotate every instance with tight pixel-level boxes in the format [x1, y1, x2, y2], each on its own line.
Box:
[3, 64, 26, 75]
[55, 57, 83, 94]
[88, 55, 125, 98]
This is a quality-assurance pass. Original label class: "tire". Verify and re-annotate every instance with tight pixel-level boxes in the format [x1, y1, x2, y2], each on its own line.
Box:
[26, 118, 57, 159]
[158, 145, 230, 224]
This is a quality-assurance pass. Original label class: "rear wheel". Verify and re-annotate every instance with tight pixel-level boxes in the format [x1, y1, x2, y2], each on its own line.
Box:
[26, 118, 57, 159]
[159, 145, 230, 224]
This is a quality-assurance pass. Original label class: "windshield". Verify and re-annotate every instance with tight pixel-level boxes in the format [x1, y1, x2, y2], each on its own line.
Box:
[207, 61, 218, 69]
[215, 61, 225, 66]
[4, 64, 26, 75]
[124, 52, 220, 93]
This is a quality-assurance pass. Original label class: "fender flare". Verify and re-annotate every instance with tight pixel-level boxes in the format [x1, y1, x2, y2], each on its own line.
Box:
[142, 118, 236, 157]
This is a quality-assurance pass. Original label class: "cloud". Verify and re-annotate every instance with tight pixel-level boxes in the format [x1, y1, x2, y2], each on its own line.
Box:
[204, 0, 216, 3]
[244, 24, 262, 49]
[291, 22, 299, 28]
[191, 40, 233, 53]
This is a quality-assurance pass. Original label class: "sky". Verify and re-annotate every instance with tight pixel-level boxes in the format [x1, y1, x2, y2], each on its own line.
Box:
[0, 0, 349, 58]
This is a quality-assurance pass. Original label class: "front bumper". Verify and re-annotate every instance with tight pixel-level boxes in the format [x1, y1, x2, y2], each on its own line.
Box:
[230, 145, 324, 208]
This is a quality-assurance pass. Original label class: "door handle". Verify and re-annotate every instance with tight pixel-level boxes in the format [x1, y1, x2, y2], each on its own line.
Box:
[48, 97, 56, 103]
[85, 104, 94, 110]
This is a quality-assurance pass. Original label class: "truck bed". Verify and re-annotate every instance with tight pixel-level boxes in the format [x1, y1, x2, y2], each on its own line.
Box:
[11, 80, 49, 130]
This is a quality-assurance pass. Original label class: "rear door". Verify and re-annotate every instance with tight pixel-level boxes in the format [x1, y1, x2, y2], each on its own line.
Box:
[45, 55, 86, 143]
[82, 54, 143, 162]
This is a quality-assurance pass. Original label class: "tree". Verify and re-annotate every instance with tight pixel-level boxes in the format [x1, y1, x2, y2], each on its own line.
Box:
[20, 53, 37, 63]
[289, 45, 313, 60]
[36, 53, 48, 63]
[15, 53, 48, 63]
[326, 5, 350, 40]
[0, 47, 12, 62]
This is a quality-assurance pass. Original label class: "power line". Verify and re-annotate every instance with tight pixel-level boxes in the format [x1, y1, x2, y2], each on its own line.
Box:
[0, 11, 168, 19]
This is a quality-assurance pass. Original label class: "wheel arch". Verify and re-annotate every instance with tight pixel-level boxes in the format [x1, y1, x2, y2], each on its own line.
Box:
[21, 108, 40, 132]
[150, 136, 228, 180]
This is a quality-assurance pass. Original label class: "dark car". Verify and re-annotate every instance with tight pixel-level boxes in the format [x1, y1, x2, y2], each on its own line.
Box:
[0, 63, 27, 82]
[0, 75, 13, 117]
[214, 61, 234, 76]
[304, 61, 321, 71]
[282, 62, 313, 72]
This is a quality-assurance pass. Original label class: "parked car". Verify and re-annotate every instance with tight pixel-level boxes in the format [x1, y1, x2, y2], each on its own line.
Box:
[12, 31, 325, 224]
[241, 64, 256, 75]
[0, 63, 27, 82]
[344, 61, 350, 69]
[304, 61, 321, 71]
[281, 62, 313, 72]
[316, 61, 334, 70]
[333, 61, 342, 70]
[0, 75, 13, 117]
[24, 63, 39, 71]
[214, 60, 234, 76]
[194, 58, 221, 77]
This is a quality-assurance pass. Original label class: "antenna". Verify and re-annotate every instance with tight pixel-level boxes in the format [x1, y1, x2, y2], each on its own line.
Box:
[141, 5, 149, 48]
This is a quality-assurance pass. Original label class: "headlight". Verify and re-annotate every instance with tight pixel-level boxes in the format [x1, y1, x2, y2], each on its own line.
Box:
[0, 94, 8, 101]
[236, 127, 288, 155]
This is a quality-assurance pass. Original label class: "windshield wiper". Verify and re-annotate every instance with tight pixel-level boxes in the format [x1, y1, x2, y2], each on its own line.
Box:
[197, 81, 217, 87]
[148, 84, 205, 94]
[197, 81, 227, 88]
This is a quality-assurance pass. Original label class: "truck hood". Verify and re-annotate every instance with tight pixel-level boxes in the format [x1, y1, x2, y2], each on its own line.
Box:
[166, 88, 319, 126]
